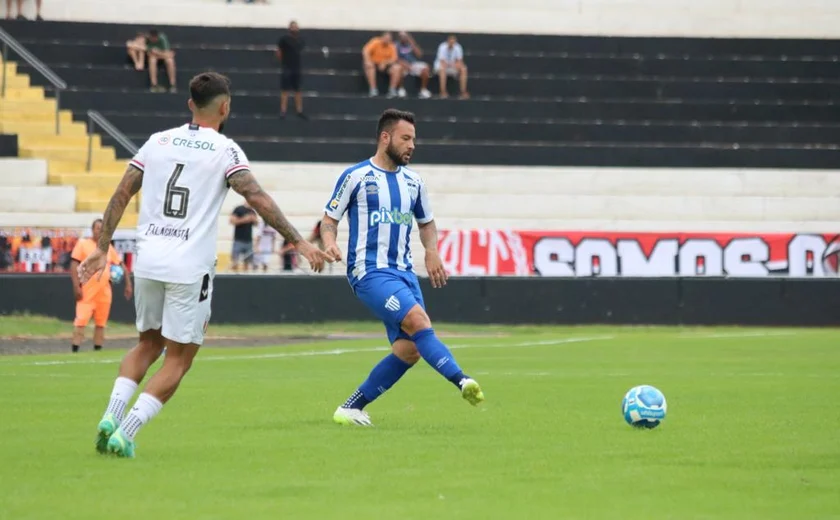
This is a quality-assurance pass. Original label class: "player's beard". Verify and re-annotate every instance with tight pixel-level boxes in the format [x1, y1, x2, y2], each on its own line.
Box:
[386, 142, 410, 166]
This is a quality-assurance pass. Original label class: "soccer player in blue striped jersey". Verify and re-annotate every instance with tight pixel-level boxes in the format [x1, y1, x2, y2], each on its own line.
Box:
[322, 109, 485, 426]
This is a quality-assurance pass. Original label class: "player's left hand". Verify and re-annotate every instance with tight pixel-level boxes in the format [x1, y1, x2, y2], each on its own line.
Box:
[425, 251, 448, 288]
[78, 249, 108, 285]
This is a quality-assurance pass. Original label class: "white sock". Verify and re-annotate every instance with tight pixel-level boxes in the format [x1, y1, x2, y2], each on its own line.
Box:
[104, 376, 138, 422]
[119, 393, 163, 441]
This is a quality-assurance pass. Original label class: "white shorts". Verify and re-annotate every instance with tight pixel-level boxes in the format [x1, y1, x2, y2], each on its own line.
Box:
[255, 251, 273, 266]
[134, 273, 213, 345]
[434, 64, 460, 77]
[406, 61, 429, 76]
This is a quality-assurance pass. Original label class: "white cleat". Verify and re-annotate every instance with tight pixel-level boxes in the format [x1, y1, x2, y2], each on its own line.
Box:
[333, 406, 374, 426]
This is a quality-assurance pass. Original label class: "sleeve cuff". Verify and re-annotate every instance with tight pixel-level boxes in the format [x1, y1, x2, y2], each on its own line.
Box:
[129, 159, 145, 171]
[225, 164, 250, 178]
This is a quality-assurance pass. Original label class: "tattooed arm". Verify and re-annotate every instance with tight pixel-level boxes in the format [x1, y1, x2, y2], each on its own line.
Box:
[98, 164, 143, 252]
[227, 169, 330, 271]
[78, 164, 143, 284]
[227, 169, 303, 245]
[320, 215, 343, 262]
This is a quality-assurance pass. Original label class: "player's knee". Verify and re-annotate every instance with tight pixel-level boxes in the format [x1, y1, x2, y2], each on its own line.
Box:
[401, 306, 431, 336]
[392, 339, 420, 364]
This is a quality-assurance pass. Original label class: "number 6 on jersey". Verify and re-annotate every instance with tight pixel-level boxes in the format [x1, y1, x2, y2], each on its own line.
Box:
[164, 163, 190, 219]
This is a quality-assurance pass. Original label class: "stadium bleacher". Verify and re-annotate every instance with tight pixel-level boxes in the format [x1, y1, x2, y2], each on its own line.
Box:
[3, 20, 840, 167]
[1, 18, 839, 271]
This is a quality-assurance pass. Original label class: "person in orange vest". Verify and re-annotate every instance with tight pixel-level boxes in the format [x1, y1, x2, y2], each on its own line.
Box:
[69, 219, 133, 353]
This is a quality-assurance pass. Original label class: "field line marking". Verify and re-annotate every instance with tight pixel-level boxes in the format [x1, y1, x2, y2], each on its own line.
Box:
[8, 335, 615, 367]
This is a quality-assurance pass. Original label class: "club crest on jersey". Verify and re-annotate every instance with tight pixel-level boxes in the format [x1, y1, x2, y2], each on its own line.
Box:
[405, 182, 419, 197]
[158, 134, 171, 145]
[365, 183, 379, 194]
[369, 207, 412, 226]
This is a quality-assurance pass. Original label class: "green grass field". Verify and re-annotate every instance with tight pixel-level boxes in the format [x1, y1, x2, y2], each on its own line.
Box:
[1, 320, 839, 519]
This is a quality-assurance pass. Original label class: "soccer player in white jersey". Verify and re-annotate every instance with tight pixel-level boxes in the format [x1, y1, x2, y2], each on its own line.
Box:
[323, 109, 485, 426]
[78, 72, 330, 457]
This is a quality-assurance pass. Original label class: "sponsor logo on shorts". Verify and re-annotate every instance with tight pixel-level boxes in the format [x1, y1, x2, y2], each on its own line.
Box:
[144, 223, 191, 241]
[384, 295, 400, 312]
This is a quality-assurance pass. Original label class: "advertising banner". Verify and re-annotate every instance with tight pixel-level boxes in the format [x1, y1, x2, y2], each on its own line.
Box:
[438, 230, 840, 277]
[0, 228, 137, 273]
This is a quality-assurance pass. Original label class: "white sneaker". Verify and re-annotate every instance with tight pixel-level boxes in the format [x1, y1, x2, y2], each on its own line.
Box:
[369, 88, 379, 97]
[419, 88, 432, 99]
[397, 87, 407, 98]
[387, 88, 398, 98]
[333, 406, 373, 426]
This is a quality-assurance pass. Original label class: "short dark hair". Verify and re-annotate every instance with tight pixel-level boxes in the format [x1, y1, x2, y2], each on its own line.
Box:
[91, 218, 103, 230]
[148, 29, 159, 37]
[376, 109, 415, 137]
[189, 72, 231, 109]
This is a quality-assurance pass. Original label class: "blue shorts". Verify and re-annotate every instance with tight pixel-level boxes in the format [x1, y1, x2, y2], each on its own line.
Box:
[352, 269, 425, 344]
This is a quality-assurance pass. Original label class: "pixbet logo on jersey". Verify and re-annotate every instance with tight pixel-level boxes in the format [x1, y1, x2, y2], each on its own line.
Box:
[369, 208, 412, 226]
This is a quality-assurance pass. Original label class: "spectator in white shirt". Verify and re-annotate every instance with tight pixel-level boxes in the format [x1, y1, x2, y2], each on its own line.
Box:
[434, 35, 469, 99]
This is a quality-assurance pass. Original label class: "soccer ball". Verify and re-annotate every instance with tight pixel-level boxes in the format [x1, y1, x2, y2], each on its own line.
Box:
[622, 385, 667, 429]
[110, 264, 125, 284]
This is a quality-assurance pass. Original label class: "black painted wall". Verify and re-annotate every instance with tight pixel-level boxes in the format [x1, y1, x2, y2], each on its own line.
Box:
[1, 275, 838, 326]
[0, 134, 18, 156]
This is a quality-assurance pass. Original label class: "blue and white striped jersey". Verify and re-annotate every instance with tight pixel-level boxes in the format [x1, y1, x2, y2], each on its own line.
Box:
[324, 158, 434, 283]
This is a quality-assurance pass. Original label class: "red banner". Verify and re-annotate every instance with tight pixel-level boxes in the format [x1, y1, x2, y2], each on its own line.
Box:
[438, 230, 840, 277]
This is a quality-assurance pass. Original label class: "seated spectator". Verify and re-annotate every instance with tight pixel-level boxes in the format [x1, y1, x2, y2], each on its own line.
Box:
[146, 29, 177, 93]
[362, 31, 401, 98]
[396, 31, 432, 99]
[126, 32, 147, 71]
[6, 0, 42, 21]
[434, 34, 469, 99]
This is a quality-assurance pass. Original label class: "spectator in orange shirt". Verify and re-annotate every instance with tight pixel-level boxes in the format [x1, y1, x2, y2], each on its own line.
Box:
[69, 219, 133, 353]
[363, 31, 401, 98]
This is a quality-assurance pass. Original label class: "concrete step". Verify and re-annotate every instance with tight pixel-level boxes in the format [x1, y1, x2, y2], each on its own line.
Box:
[0, 185, 77, 212]
[0, 211, 136, 229]
[0, 97, 57, 112]
[17, 134, 102, 148]
[0, 158, 48, 186]
[0, 107, 70, 122]
[48, 159, 126, 175]
[0, 74, 30, 88]
[0, 86, 45, 100]
[76, 199, 139, 214]
[21, 145, 116, 163]
[0, 120, 86, 137]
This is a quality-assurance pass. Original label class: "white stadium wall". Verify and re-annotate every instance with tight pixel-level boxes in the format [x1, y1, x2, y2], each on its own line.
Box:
[35, 0, 840, 38]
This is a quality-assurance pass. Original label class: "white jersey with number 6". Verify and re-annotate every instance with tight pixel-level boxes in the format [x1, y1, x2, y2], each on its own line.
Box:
[129, 123, 249, 284]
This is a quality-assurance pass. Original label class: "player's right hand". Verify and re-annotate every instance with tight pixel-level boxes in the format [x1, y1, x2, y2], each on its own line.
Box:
[297, 241, 331, 273]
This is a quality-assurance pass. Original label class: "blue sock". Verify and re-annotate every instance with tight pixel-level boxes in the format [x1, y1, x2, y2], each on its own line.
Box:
[343, 354, 413, 410]
[410, 328, 466, 389]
